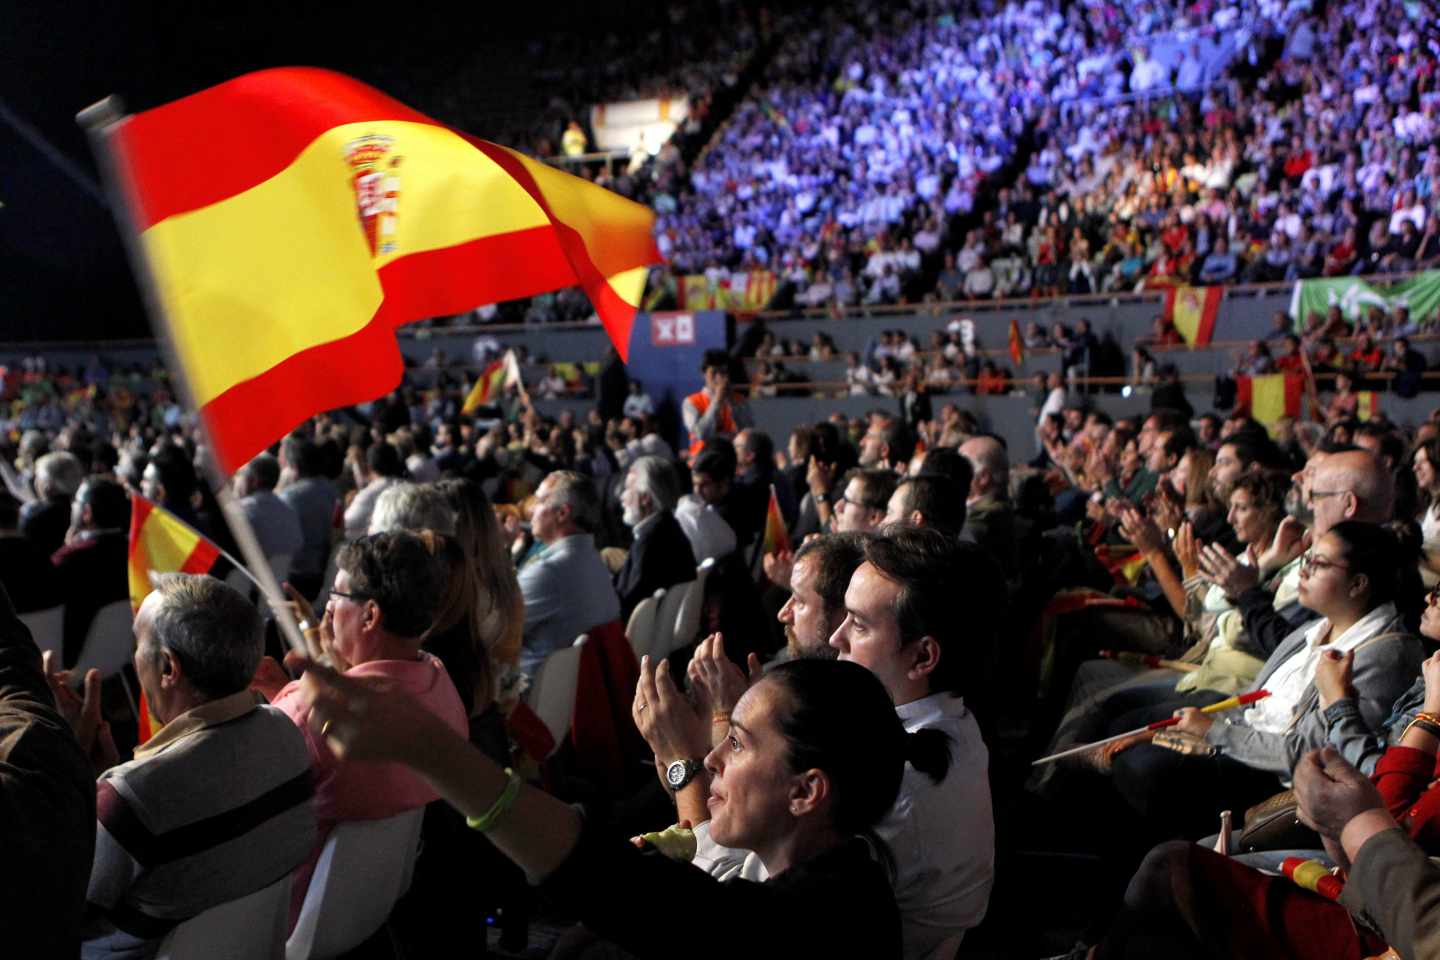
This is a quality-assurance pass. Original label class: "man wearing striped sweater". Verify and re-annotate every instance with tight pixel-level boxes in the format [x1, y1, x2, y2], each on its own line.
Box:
[79, 574, 316, 958]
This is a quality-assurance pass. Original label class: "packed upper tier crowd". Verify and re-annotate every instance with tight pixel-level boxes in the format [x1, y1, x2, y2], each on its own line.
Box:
[566, 0, 1440, 318]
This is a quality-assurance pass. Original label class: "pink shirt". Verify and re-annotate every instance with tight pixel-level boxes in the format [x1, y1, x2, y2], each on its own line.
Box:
[273, 652, 468, 921]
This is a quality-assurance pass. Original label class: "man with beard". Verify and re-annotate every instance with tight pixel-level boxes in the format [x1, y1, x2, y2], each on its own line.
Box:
[1208, 435, 1285, 505]
[613, 456, 697, 621]
[774, 533, 867, 661]
[682, 528, 996, 959]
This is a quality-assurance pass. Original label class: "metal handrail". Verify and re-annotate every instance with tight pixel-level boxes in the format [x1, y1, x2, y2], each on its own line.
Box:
[4, 269, 1437, 354]
[542, 148, 632, 167]
[735, 367, 1440, 398]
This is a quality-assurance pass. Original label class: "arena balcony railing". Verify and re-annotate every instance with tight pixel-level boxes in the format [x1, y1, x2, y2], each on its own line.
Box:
[7, 269, 1438, 359]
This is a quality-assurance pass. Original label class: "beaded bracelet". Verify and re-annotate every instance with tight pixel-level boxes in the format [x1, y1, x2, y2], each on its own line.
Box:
[466, 767, 522, 833]
[1403, 715, 1440, 743]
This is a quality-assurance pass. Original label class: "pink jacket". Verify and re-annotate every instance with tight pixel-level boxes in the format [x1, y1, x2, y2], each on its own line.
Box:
[273, 652, 468, 921]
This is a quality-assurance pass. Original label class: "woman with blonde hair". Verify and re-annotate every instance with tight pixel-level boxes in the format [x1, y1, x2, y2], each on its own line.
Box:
[436, 478, 524, 714]
[1176, 445, 1219, 525]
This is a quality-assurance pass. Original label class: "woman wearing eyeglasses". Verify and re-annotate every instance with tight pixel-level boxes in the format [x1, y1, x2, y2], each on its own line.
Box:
[1031, 473, 1296, 799]
[1069, 552, 1440, 960]
[1103, 521, 1425, 840]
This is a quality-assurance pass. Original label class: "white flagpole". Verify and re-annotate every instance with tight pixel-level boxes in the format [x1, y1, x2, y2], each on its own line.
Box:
[507, 349, 531, 407]
[77, 96, 315, 658]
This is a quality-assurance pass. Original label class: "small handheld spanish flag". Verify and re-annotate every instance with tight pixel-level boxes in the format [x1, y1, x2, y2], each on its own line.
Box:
[1281, 858, 1343, 901]
[762, 484, 791, 557]
[462, 349, 523, 414]
[128, 493, 222, 741]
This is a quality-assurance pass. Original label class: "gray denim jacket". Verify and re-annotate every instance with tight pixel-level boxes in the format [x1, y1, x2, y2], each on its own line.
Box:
[1323, 675, 1426, 775]
[1203, 604, 1424, 777]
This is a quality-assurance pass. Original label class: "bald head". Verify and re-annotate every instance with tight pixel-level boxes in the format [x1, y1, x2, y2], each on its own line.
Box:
[1311, 450, 1394, 536]
[959, 436, 1009, 501]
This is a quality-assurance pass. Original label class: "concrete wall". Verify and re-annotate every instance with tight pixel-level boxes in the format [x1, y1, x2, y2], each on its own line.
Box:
[12, 287, 1437, 458]
[536, 389, 1437, 461]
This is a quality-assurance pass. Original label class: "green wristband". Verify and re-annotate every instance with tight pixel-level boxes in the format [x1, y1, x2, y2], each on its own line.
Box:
[466, 767, 522, 833]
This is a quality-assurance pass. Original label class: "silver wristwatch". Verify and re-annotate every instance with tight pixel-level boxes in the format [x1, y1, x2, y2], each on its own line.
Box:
[665, 758, 703, 792]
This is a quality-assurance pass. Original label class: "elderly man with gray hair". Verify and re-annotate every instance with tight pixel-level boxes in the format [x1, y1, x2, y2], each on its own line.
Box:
[518, 470, 619, 676]
[52, 574, 317, 958]
[368, 481, 457, 537]
[22, 450, 84, 558]
[614, 456, 697, 621]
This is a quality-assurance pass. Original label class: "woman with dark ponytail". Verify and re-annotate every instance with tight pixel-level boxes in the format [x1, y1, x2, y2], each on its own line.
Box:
[770, 659, 952, 833]
[291, 656, 917, 959]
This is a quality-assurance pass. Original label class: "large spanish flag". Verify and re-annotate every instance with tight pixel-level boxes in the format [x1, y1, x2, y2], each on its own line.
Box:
[1163, 285, 1222, 346]
[1236, 373, 1303, 430]
[111, 68, 662, 476]
[127, 494, 223, 741]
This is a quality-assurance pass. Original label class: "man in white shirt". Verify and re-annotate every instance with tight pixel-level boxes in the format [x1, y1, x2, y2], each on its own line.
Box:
[684, 528, 996, 960]
[1130, 47, 1170, 92]
[1035, 371, 1067, 447]
[622, 381, 655, 420]
[674, 487, 738, 563]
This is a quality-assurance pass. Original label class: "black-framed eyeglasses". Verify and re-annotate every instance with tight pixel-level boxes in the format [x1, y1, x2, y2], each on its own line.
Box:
[328, 589, 372, 605]
[837, 492, 885, 512]
[1300, 555, 1350, 576]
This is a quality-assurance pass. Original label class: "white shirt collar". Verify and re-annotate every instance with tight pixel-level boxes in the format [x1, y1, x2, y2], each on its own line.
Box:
[895, 691, 968, 729]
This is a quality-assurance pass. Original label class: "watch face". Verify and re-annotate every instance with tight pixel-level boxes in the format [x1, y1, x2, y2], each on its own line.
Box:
[666, 760, 689, 788]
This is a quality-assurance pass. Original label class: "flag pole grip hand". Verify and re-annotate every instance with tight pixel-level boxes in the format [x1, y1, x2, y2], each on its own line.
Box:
[283, 583, 334, 667]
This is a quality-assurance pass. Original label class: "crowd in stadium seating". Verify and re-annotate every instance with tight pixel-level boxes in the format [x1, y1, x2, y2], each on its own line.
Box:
[13, 330, 1440, 955]
[20, 0, 1440, 956]
[1006, 0, 1440, 301]
[635, 0, 1440, 315]
[655, 0, 1053, 295]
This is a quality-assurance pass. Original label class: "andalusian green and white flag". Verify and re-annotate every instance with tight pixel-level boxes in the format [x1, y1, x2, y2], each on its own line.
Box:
[1290, 271, 1440, 329]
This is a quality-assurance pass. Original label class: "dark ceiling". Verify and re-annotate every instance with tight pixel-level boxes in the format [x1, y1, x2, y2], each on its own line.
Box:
[0, 0, 668, 344]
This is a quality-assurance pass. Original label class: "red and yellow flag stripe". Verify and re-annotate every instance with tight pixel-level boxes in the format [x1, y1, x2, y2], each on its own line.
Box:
[1164, 285, 1221, 346]
[114, 68, 662, 475]
[761, 484, 791, 557]
[1236, 373, 1303, 431]
[127, 494, 222, 613]
[461, 351, 521, 414]
[127, 493, 222, 742]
